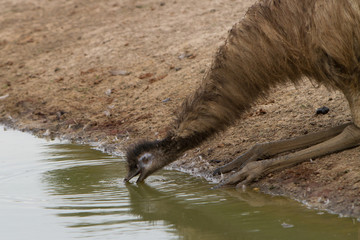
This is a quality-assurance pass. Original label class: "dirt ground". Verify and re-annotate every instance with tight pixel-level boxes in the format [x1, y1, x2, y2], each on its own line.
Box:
[1, 0, 360, 218]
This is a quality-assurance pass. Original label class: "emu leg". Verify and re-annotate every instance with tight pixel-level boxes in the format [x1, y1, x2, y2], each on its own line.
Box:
[213, 123, 350, 175]
[215, 124, 360, 188]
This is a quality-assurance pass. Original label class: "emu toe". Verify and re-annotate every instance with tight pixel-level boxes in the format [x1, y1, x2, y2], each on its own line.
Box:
[215, 161, 266, 189]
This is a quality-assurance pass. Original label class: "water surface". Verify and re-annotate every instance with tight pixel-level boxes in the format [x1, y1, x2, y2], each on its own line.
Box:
[0, 127, 359, 239]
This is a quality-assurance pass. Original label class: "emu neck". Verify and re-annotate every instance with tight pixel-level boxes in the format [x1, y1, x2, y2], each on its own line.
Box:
[168, 0, 324, 153]
[172, 7, 307, 144]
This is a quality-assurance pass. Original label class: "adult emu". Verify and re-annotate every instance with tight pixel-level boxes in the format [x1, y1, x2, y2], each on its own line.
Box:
[125, 0, 360, 188]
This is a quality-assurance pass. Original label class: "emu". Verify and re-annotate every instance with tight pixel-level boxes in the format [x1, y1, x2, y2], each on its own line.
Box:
[125, 0, 360, 188]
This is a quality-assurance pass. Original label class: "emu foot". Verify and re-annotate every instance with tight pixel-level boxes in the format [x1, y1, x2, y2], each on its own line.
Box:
[214, 123, 360, 189]
[212, 144, 266, 176]
[214, 161, 268, 189]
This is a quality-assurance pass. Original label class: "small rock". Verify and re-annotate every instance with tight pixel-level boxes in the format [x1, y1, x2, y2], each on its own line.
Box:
[178, 53, 186, 59]
[175, 67, 182, 71]
[43, 129, 51, 136]
[109, 70, 130, 76]
[178, 52, 196, 60]
[104, 110, 111, 117]
[160, 2, 165, 6]
[162, 97, 171, 103]
[0, 94, 9, 100]
[105, 89, 112, 96]
[316, 106, 329, 115]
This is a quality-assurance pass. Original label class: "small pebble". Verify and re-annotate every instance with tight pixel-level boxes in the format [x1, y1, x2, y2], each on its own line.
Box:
[0, 94, 9, 100]
[43, 129, 51, 136]
[109, 70, 130, 76]
[104, 110, 111, 117]
[178, 53, 186, 59]
[316, 106, 330, 115]
[178, 52, 196, 59]
[162, 97, 171, 103]
[105, 89, 112, 96]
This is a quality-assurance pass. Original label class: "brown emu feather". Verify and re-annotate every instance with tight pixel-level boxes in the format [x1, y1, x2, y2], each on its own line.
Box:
[125, 0, 360, 187]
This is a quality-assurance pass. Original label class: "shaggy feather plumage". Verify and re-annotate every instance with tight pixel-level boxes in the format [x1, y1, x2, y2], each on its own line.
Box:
[126, 0, 360, 182]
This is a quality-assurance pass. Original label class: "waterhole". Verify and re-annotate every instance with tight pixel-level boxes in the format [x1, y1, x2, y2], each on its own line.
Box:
[0, 127, 359, 239]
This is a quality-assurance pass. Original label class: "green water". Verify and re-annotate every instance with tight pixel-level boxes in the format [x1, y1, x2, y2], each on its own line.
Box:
[0, 127, 359, 240]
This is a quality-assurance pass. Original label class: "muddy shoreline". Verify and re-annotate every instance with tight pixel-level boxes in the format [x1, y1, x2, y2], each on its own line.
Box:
[2, 117, 360, 220]
[1, 0, 359, 219]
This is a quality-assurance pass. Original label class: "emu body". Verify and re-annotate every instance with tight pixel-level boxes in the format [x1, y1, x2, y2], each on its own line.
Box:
[125, 0, 360, 187]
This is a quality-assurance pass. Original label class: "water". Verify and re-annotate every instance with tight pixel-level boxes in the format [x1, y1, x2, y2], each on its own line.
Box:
[0, 127, 359, 240]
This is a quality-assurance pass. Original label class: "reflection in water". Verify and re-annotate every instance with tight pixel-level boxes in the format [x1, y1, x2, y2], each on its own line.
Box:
[125, 183, 360, 240]
[0, 128, 359, 240]
[126, 183, 229, 240]
[43, 144, 122, 195]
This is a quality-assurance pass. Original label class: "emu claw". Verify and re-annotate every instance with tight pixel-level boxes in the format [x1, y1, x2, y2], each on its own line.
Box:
[213, 161, 266, 189]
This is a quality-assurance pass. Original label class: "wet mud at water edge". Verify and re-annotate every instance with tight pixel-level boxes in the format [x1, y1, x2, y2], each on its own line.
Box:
[0, 127, 359, 240]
